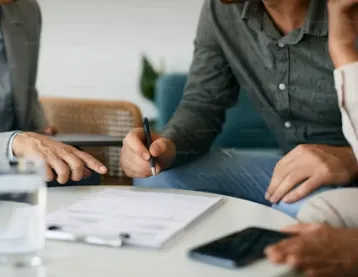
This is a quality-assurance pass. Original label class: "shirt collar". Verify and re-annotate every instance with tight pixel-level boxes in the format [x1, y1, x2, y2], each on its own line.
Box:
[240, 1, 260, 20]
[302, 0, 328, 37]
[240, 1, 263, 32]
[240, 0, 328, 39]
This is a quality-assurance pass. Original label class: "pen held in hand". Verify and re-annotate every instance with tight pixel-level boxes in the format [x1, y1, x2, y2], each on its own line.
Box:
[143, 117, 156, 176]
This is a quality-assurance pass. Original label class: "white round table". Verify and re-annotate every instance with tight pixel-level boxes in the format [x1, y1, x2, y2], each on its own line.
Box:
[6, 187, 300, 277]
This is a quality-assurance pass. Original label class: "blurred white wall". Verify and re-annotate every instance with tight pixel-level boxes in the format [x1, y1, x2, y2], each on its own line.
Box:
[36, 0, 204, 118]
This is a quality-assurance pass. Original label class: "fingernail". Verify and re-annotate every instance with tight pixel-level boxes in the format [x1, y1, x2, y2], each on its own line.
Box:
[100, 166, 107, 173]
[151, 144, 160, 153]
[270, 253, 284, 264]
[143, 153, 150, 160]
[265, 192, 270, 200]
[270, 196, 278, 203]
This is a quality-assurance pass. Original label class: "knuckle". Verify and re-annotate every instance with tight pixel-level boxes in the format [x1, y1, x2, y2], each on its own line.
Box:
[43, 148, 54, 156]
[285, 175, 296, 186]
[273, 163, 283, 175]
[288, 194, 298, 203]
[296, 144, 314, 155]
[66, 146, 76, 153]
[45, 174, 54, 182]
[59, 148, 71, 155]
[292, 190, 302, 200]
[296, 144, 307, 152]
[129, 128, 141, 138]
[316, 224, 326, 231]
[153, 140, 163, 150]
[122, 168, 131, 176]
[313, 225, 327, 235]
[120, 147, 127, 158]
[309, 149, 326, 160]
[123, 129, 139, 146]
[313, 153, 325, 163]
[120, 162, 134, 177]
[289, 256, 302, 267]
[58, 166, 70, 176]
[79, 152, 92, 161]
[122, 135, 130, 146]
[72, 160, 84, 170]
[319, 164, 331, 175]
[274, 162, 281, 172]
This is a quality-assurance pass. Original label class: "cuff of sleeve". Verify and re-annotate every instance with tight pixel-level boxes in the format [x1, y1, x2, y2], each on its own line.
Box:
[334, 62, 358, 89]
[335, 61, 358, 72]
[8, 131, 22, 163]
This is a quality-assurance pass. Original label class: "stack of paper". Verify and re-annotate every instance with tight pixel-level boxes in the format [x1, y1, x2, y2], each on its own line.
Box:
[47, 189, 223, 248]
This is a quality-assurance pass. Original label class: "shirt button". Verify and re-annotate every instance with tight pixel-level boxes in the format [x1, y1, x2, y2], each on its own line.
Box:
[284, 121, 292, 128]
[278, 83, 286, 90]
[278, 42, 285, 48]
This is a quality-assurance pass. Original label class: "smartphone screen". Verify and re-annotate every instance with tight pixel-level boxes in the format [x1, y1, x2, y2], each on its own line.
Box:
[188, 227, 293, 268]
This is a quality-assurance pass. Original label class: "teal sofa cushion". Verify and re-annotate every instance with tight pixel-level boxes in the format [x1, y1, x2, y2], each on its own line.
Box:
[155, 74, 278, 149]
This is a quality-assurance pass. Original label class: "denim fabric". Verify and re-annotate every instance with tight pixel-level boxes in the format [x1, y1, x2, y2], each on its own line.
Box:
[134, 149, 339, 218]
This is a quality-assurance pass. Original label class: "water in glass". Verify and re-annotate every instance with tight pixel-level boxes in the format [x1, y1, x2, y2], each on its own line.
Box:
[0, 158, 47, 267]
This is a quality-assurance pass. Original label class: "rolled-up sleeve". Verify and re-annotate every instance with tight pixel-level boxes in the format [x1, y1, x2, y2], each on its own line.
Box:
[334, 62, 358, 159]
[162, 0, 239, 166]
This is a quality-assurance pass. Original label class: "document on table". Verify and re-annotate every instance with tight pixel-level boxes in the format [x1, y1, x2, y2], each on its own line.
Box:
[46, 189, 223, 249]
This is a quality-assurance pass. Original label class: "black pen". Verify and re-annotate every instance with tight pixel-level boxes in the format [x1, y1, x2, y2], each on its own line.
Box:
[143, 117, 156, 176]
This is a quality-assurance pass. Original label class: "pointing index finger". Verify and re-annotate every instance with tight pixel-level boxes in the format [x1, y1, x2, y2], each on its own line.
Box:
[75, 150, 108, 174]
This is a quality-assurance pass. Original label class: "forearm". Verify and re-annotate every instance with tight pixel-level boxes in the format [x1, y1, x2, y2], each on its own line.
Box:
[329, 43, 358, 68]
[162, 100, 227, 166]
[327, 0, 358, 68]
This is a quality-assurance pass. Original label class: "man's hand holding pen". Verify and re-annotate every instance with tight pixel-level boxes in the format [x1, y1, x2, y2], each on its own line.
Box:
[120, 119, 176, 178]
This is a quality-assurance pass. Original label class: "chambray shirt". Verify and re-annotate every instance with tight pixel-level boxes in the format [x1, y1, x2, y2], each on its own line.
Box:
[0, 10, 14, 133]
[163, 0, 346, 159]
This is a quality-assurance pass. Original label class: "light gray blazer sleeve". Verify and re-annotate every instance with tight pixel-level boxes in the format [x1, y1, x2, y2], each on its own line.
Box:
[27, 0, 48, 131]
[0, 131, 15, 168]
[2, 0, 49, 132]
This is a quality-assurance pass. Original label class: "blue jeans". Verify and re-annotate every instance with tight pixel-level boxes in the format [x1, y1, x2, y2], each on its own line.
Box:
[133, 149, 339, 218]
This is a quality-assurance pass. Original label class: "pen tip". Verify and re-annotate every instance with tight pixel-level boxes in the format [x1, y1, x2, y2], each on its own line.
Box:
[151, 168, 156, 177]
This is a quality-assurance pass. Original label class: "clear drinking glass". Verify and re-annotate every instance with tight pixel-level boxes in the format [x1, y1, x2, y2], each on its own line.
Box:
[0, 157, 47, 268]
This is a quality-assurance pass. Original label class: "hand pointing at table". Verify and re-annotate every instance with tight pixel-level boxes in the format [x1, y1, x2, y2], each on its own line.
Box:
[12, 132, 108, 184]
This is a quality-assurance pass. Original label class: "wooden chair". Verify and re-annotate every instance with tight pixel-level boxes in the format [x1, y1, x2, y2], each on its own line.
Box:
[40, 97, 142, 185]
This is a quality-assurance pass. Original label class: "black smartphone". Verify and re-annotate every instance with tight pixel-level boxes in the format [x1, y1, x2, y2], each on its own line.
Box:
[188, 227, 294, 269]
